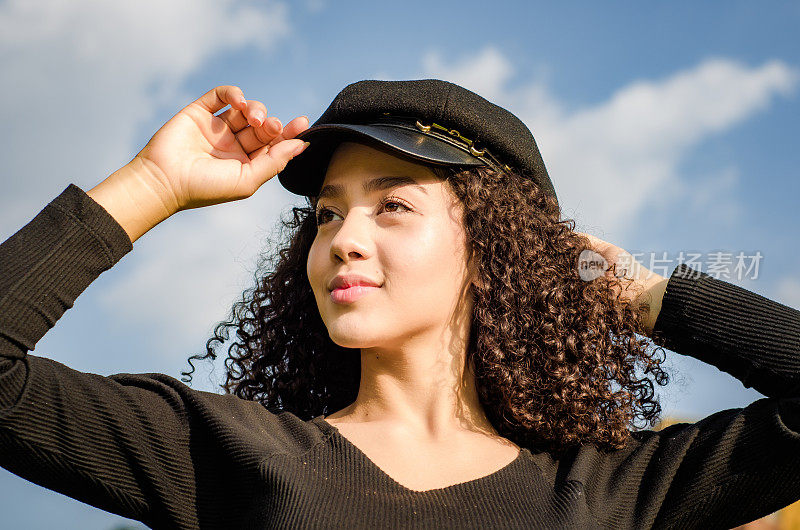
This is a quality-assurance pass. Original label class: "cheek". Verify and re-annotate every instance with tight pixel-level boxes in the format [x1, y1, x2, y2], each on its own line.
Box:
[306, 239, 325, 295]
[383, 223, 466, 295]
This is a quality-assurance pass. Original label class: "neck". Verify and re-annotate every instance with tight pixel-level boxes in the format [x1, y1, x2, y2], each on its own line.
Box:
[327, 323, 498, 441]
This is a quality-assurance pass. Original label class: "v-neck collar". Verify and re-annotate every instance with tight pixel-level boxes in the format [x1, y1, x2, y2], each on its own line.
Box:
[310, 414, 529, 494]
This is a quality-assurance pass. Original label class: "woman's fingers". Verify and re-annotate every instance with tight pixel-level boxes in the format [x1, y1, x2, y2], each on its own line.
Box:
[577, 231, 663, 302]
[243, 99, 269, 127]
[577, 232, 613, 270]
[195, 86, 308, 157]
[238, 113, 309, 156]
[235, 116, 283, 154]
[216, 105, 250, 133]
[579, 232, 624, 272]
[214, 103, 284, 154]
[190, 85, 247, 115]
[577, 231, 632, 290]
[279, 115, 310, 141]
[247, 116, 308, 160]
[242, 138, 309, 191]
[250, 114, 310, 154]
[579, 232, 613, 256]
[216, 102, 282, 150]
[266, 116, 311, 148]
[216, 97, 271, 132]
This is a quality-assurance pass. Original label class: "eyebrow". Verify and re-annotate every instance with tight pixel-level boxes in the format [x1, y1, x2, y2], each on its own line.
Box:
[317, 176, 429, 200]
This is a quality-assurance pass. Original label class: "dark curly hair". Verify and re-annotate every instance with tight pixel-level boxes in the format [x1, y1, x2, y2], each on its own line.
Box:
[181, 154, 671, 455]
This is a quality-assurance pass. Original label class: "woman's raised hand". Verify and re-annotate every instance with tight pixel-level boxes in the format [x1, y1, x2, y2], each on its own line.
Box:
[87, 85, 310, 243]
[130, 85, 310, 214]
[576, 231, 669, 335]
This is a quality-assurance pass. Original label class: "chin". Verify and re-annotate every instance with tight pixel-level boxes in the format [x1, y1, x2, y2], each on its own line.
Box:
[328, 336, 369, 349]
[327, 330, 374, 349]
[325, 321, 382, 349]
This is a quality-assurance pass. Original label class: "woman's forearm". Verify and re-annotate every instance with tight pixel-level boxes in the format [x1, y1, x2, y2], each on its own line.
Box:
[641, 276, 669, 337]
[87, 157, 177, 244]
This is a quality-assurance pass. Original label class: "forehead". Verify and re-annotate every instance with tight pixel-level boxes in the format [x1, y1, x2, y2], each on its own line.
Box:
[318, 141, 440, 200]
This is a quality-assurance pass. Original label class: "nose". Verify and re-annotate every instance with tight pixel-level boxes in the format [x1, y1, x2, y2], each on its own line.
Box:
[328, 209, 374, 263]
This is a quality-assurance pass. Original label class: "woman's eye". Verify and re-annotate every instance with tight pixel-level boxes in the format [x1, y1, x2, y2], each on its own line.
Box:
[315, 207, 338, 225]
[315, 198, 411, 226]
[382, 198, 411, 214]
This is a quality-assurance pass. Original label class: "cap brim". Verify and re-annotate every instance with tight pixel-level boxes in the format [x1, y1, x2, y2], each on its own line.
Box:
[277, 123, 485, 197]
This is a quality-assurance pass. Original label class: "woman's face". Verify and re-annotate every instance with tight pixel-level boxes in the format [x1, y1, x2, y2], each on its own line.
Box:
[306, 141, 476, 350]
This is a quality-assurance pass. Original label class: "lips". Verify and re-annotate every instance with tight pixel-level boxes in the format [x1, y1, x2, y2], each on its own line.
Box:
[328, 274, 381, 291]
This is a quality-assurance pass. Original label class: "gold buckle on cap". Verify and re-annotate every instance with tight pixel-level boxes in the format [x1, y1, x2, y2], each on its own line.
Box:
[415, 120, 480, 151]
[375, 114, 510, 174]
[414, 119, 505, 168]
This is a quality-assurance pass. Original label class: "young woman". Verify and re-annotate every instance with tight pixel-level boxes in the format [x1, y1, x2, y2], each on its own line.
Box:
[0, 80, 798, 529]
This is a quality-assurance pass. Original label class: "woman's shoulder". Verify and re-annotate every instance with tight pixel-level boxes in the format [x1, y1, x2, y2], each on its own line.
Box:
[17, 353, 333, 458]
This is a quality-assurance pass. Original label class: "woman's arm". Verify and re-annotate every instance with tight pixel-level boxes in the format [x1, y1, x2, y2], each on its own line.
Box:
[0, 183, 165, 519]
[576, 231, 669, 337]
[0, 183, 133, 362]
[651, 263, 800, 397]
[85, 156, 175, 244]
[0, 183, 195, 526]
[570, 263, 800, 528]
[577, 231, 799, 394]
[0, 184, 288, 529]
[0, 85, 312, 528]
[639, 275, 669, 337]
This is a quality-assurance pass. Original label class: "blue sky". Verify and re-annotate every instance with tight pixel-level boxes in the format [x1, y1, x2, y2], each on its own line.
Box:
[0, 1, 798, 527]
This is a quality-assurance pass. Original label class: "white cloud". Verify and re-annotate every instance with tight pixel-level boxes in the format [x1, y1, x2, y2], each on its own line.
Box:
[658, 166, 743, 225]
[421, 47, 515, 103]
[0, 0, 292, 365]
[97, 185, 299, 355]
[0, 0, 290, 229]
[421, 50, 799, 241]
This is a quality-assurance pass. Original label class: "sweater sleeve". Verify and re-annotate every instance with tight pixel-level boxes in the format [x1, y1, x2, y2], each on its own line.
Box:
[578, 263, 800, 529]
[0, 184, 283, 529]
[650, 263, 800, 398]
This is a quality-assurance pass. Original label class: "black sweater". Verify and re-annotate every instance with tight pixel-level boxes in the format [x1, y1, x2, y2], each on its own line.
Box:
[1, 183, 799, 529]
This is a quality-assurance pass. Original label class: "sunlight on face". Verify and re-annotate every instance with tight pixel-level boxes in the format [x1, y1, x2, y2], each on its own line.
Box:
[306, 141, 475, 351]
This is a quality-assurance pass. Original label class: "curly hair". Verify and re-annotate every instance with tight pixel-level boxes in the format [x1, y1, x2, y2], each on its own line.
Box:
[181, 158, 671, 455]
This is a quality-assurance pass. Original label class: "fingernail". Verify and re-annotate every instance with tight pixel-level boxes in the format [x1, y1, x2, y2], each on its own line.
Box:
[253, 111, 265, 125]
[292, 141, 310, 156]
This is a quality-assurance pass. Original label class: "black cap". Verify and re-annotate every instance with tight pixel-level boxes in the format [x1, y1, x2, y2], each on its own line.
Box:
[277, 79, 557, 206]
